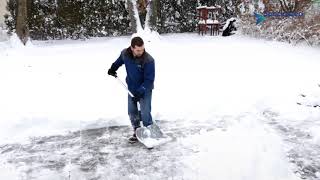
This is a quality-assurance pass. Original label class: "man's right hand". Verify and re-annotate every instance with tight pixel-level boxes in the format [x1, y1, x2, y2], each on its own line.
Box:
[108, 68, 117, 77]
[132, 96, 140, 103]
[131, 91, 143, 103]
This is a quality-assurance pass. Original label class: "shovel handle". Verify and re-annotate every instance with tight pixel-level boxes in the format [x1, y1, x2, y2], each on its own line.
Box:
[115, 77, 141, 111]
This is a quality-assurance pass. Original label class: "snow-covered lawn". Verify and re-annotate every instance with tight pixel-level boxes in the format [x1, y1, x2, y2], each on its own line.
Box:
[0, 33, 319, 179]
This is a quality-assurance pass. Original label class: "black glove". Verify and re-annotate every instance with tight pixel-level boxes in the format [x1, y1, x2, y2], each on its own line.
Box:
[132, 91, 144, 102]
[132, 96, 140, 103]
[108, 68, 117, 77]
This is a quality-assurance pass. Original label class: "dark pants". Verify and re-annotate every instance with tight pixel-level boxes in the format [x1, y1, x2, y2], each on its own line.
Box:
[128, 90, 153, 131]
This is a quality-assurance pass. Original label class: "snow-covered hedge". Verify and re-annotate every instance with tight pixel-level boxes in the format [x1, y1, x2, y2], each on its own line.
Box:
[149, 0, 198, 33]
[239, 3, 320, 47]
[4, 0, 238, 40]
[5, 0, 131, 40]
[149, 0, 239, 33]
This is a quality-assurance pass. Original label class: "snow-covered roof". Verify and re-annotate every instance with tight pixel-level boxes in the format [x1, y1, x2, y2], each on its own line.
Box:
[196, 6, 207, 9]
[207, 6, 217, 9]
[198, 20, 206, 24]
[198, 19, 220, 25]
[197, 6, 222, 10]
[207, 19, 214, 24]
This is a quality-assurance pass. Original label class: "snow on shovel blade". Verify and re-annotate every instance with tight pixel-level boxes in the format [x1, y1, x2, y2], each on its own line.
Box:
[136, 124, 171, 149]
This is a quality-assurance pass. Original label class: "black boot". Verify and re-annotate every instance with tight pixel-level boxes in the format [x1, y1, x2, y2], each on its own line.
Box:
[128, 133, 138, 144]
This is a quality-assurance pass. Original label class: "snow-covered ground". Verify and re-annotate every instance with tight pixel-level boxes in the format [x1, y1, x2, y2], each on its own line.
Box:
[0, 33, 319, 180]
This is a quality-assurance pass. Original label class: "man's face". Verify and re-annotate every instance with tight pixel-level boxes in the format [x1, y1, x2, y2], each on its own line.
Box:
[131, 45, 145, 57]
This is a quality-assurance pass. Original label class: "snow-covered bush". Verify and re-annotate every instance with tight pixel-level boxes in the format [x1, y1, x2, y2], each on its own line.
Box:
[148, 0, 198, 33]
[149, 0, 242, 33]
[5, 0, 131, 40]
[4, 0, 240, 39]
[239, 2, 320, 47]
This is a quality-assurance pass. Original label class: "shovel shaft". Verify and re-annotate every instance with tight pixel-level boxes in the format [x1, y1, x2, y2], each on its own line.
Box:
[116, 77, 134, 97]
[115, 77, 141, 111]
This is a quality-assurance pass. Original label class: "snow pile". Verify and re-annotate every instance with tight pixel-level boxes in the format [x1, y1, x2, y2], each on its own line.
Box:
[181, 114, 299, 180]
[8, 33, 25, 48]
[0, 162, 20, 180]
[7, 33, 34, 48]
[223, 17, 238, 31]
[297, 85, 320, 108]
[132, 29, 161, 44]
[0, 27, 9, 42]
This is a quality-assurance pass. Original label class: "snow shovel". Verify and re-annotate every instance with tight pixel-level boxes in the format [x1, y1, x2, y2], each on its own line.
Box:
[115, 77, 170, 148]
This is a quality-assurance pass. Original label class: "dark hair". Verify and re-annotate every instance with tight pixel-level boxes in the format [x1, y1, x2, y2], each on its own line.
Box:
[131, 36, 144, 48]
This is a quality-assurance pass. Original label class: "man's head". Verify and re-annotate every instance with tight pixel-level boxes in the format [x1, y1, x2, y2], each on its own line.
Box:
[131, 36, 145, 57]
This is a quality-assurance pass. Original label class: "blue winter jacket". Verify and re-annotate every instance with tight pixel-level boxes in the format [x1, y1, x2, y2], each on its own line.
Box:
[111, 48, 155, 97]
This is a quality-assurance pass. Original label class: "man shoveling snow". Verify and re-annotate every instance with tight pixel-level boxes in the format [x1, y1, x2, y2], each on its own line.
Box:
[108, 36, 155, 144]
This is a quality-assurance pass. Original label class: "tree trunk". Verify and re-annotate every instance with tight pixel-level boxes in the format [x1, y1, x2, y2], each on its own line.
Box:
[128, 0, 137, 33]
[16, 0, 29, 45]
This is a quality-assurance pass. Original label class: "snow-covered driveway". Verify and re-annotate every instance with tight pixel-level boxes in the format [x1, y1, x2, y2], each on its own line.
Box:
[0, 34, 319, 179]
